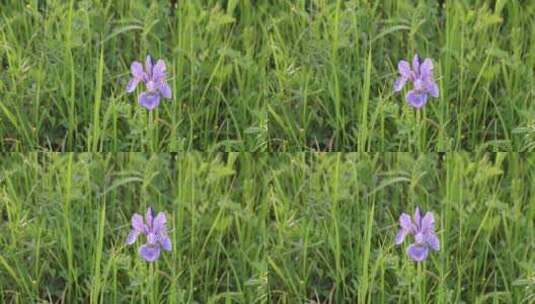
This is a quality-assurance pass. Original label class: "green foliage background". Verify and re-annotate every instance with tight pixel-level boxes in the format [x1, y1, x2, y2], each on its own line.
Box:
[1, 153, 534, 303]
[1, 0, 535, 303]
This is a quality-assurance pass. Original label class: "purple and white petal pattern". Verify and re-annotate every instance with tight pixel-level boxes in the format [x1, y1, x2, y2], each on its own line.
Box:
[420, 58, 433, 78]
[159, 83, 172, 98]
[152, 60, 166, 81]
[421, 212, 435, 232]
[414, 207, 422, 226]
[126, 207, 172, 262]
[394, 77, 407, 92]
[145, 55, 153, 78]
[412, 54, 420, 75]
[126, 78, 141, 93]
[132, 214, 145, 232]
[398, 60, 412, 79]
[126, 55, 172, 110]
[131, 62, 145, 79]
[126, 213, 145, 245]
[153, 212, 167, 233]
[425, 233, 440, 251]
[145, 207, 154, 227]
[393, 55, 439, 108]
[406, 90, 428, 108]
[426, 81, 439, 98]
[126, 230, 140, 245]
[126, 62, 145, 93]
[395, 228, 409, 245]
[139, 244, 160, 262]
[159, 235, 172, 251]
[139, 92, 160, 111]
[407, 244, 429, 262]
[395, 207, 439, 262]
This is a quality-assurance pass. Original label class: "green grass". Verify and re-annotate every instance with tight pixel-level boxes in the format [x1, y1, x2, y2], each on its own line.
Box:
[0, 1, 267, 151]
[0, 153, 267, 303]
[2, 1, 534, 152]
[267, 1, 535, 151]
[1, 153, 534, 302]
[1, 1, 535, 303]
[267, 152, 534, 302]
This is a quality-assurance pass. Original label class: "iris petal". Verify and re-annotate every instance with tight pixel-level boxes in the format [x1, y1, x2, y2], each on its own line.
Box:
[139, 92, 160, 110]
[131, 214, 145, 232]
[131, 61, 145, 79]
[159, 235, 172, 251]
[426, 81, 439, 98]
[126, 230, 139, 245]
[407, 244, 429, 262]
[406, 91, 428, 108]
[394, 77, 407, 92]
[159, 83, 172, 99]
[153, 60, 166, 81]
[126, 78, 140, 93]
[139, 244, 160, 262]
[153, 212, 167, 234]
[398, 60, 412, 78]
[412, 54, 420, 74]
[145, 55, 153, 78]
[426, 233, 440, 251]
[420, 58, 433, 78]
[395, 229, 408, 245]
[421, 212, 435, 232]
[399, 213, 414, 232]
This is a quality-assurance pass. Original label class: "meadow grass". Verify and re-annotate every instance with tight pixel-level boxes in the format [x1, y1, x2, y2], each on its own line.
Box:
[266, 1, 535, 151]
[1, 1, 535, 152]
[0, 153, 267, 303]
[0, 1, 267, 151]
[1, 0, 535, 303]
[1, 153, 534, 303]
[267, 153, 534, 302]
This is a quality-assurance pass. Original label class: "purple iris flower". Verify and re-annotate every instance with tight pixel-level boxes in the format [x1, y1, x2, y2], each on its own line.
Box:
[126, 207, 172, 262]
[126, 55, 172, 110]
[395, 207, 439, 262]
[394, 54, 439, 108]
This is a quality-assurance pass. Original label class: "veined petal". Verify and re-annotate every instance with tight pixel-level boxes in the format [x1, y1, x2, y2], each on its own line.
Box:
[407, 244, 429, 262]
[131, 61, 144, 79]
[153, 212, 167, 234]
[146, 232, 157, 245]
[159, 82, 172, 98]
[406, 91, 428, 108]
[159, 235, 172, 251]
[126, 78, 140, 93]
[425, 233, 440, 251]
[145, 55, 153, 78]
[393, 77, 407, 92]
[415, 232, 426, 245]
[145, 80, 158, 93]
[399, 213, 414, 232]
[414, 207, 422, 229]
[126, 230, 139, 245]
[139, 244, 160, 262]
[398, 60, 412, 78]
[412, 54, 420, 75]
[421, 212, 435, 232]
[153, 59, 166, 81]
[395, 229, 408, 245]
[145, 207, 154, 229]
[426, 81, 439, 98]
[420, 58, 433, 78]
[131, 214, 145, 232]
[139, 92, 161, 110]
[413, 78, 425, 91]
